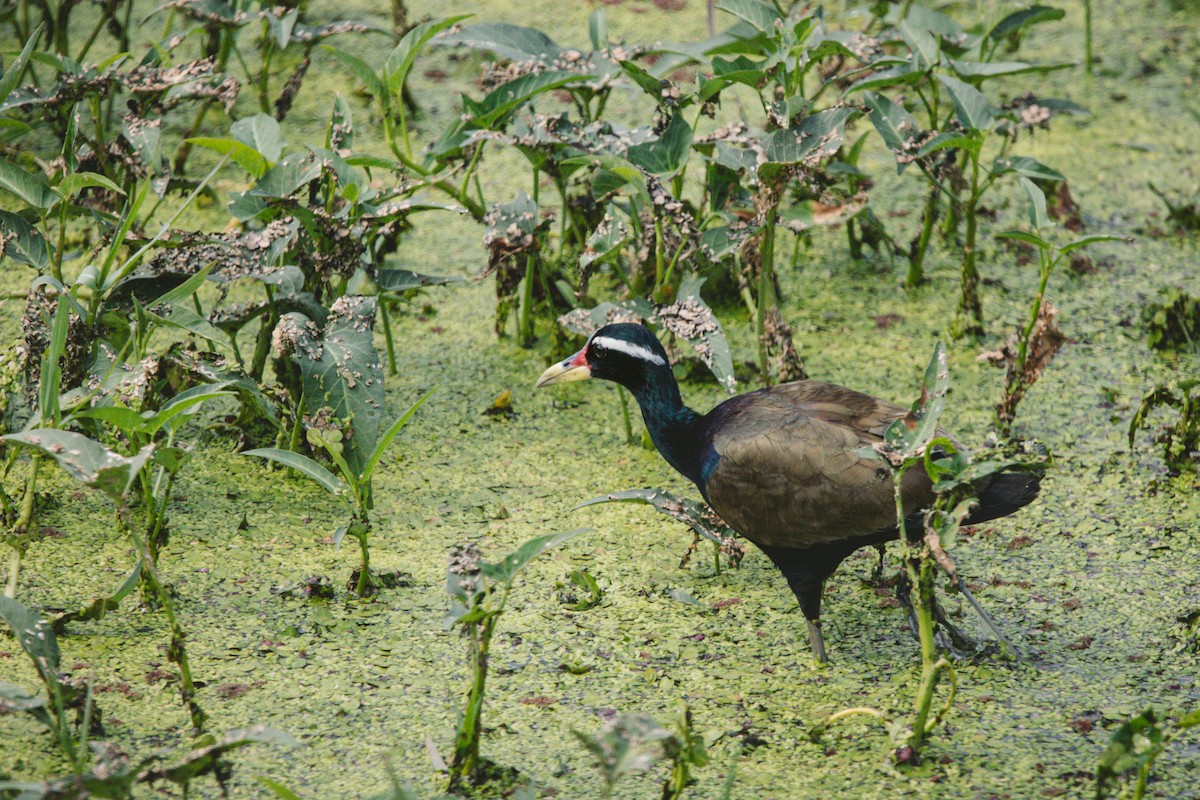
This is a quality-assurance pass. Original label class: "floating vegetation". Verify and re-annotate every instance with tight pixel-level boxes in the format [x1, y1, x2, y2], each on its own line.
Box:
[0, 0, 1197, 796]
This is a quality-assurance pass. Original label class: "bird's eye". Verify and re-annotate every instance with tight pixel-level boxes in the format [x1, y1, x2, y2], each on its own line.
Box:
[591, 342, 608, 359]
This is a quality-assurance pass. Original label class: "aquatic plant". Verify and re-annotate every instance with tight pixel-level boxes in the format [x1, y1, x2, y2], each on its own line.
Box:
[0, 595, 98, 774]
[443, 529, 587, 793]
[1095, 707, 1200, 800]
[854, 342, 1044, 762]
[1128, 379, 1200, 474]
[575, 705, 709, 800]
[1142, 287, 1200, 351]
[852, 2, 1075, 329]
[985, 178, 1124, 431]
[575, 487, 745, 574]
[245, 375, 434, 596]
[1, 428, 207, 731]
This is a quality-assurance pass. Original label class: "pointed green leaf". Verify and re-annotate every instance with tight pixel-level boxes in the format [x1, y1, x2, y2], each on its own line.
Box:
[0, 209, 50, 269]
[938, 74, 995, 131]
[360, 386, 436, 484]
[1, 430, 152, 500]
[384, 15, 471, 96]
[714, 0, 783, 32]
[480, 529, 589, 586]
[0, 157, 55, 210]
[243, 448, 347, 495]
[0, 24, 43, 106]
[1017, 175, 1050, 230]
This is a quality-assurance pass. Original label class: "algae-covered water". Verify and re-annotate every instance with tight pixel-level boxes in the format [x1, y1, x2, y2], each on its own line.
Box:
[2, 0, 1200, 797]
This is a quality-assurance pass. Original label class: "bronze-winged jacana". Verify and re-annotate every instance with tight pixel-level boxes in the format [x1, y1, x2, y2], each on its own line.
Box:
[536, 322, 1040, 662]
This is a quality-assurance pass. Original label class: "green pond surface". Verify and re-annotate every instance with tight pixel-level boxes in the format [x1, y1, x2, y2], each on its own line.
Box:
[2, 0, 1200, 797]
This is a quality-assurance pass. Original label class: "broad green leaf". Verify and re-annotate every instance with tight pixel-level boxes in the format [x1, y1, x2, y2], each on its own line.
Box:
[0, 24, 42, 106]
[938, 74, 995, 131]
[994, 230, 1049, 249]
[882, 341, 948, 457]
[1018, 175, 1050, 230]
[1096, 709, 1164, 795]
[151, 261, 216, 306]
[242, 448, 347, 495]
[274, 296, 385, 476]
[1058, 234, 1128, 255]
[580, 208, 629, 269]
[38, 293, 70, 425]
[384, 15, 471, 96]
[436, 22, 561, 61]
[481, 528, 589, 586]
[323, 45, 387, 99]
[232, 113, 284, 163]
[626, 113, 692, 176]
[55, 172, 124, 202]
[659, 275, 736, 393]
[898, 18, 940, 70]
[588, 8, 607, 50]
[714, 0, 782, 32]
[863, 92, 921, 172]
[0, 681, 46, 713]
[947, 59, 1071, 79]
[575, 488, 737, 548]
[266, 7, 298, 48]
[917, 130, 980, 157]
[144, 382, 235, 437]
[187, 137, 269, 179]
[762, 106, 859, 168]
[468, 70, 584, 128]
[846, 62, 922, 94]
[0, 157, 55, 210]
[360, 386, 436, 484]
[619, 60, 666, 99]
[145, 302, 228, 345]
[140, 727, 300, 787]
[2, 429, 153, 500]
[0, 595, 60, 673]
[992, 155, 1064, 182]
[987, 5, 1065, 42]
[72, 404, 147, 434]
[375, 268, 461, 293]
[152, 446, 192, 474]
[0, 210, 51, 269]
[700, 223, 752, 260]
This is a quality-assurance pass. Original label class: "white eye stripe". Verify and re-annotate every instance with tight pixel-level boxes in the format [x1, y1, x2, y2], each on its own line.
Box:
[591, 335, 667, 366]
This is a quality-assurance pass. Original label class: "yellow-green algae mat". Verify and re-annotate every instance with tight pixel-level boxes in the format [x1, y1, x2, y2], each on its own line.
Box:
[3, 0, 1200, 797]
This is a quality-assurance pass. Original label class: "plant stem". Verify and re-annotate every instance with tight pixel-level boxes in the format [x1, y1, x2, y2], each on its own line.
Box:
[757, 206, 778, 385]
[450, 613, 497, 790]
[379, 298, 398, 376]
[1083, 0, 1093, 76]
[1013, 246, 1054, 393]
[354, 526, 373, 597]
[617, 387, 635, 445]
[906, 553, 940, 754]
[5, 456, 41, 598]
[907, 183, 939, 287]
[121, 501, 207, 733]
[959, 155, 984, 337]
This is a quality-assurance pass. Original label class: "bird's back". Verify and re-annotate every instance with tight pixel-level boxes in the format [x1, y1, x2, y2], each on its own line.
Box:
[698, 381, 943, 548]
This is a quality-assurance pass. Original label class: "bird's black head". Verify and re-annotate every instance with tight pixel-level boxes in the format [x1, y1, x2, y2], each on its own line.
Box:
[535, 323, 672, 392]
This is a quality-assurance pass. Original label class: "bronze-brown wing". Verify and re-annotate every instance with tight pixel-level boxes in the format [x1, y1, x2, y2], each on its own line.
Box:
[703, 381, 937, 548]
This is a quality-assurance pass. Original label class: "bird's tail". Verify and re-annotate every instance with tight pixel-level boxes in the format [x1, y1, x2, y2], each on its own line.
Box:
[963, 471, 1042, 526]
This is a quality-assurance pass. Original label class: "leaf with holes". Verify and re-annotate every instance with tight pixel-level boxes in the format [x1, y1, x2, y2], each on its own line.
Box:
[272, 296, 385, 476]
[2, 429, 153, 500]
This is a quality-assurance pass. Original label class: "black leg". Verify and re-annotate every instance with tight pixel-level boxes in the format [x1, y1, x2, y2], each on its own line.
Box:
[758, 543, 856, 663]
